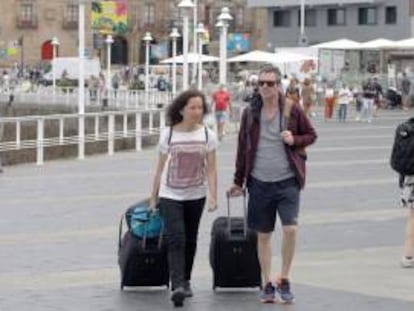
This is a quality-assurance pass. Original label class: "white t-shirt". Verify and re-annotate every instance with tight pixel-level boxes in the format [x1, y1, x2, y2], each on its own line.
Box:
[338, 88, 352, 105]
[325, 88, 334, 98]
[158, 126, 218, 201]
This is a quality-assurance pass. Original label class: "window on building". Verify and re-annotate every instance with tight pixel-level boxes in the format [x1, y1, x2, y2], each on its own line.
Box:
[385, 6, 397, 24]
[236, 7, 244, 28]
[65, 4, 78, 22]
[327, 8, 346, 26]
[358, 7, 377, 25]
[273, 10, 291, 27]
[297, 9, 317, 27]
[205, 5, 211, 27]
[144, 3, 155, 25]
[19, 1, 35, 21]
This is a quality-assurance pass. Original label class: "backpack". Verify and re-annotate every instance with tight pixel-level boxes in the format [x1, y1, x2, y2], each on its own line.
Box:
[390, 118, 414, 175]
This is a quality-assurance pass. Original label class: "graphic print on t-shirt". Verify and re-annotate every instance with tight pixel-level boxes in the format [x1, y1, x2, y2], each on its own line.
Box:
[167, 141, 206, 189]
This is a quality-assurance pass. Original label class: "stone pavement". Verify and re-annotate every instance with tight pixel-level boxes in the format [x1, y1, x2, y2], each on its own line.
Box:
[0, 107, 414, 310]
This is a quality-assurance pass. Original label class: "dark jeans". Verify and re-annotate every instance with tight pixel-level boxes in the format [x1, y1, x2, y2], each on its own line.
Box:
[338, 104, 348, 122]
[158, 197, 205, 289]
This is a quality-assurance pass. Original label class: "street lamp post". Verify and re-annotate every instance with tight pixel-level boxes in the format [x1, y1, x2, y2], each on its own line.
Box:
[196, 23, 205, 90]
[51, 36, 59, 101]
[298, 0, 308, 46]
[169, 27, 180, 97]
[191, 0, 198, 86]
[178, 0, 195, 91]
[216, 7, 233, 86]
[78, 0, 87, 160]
[143, 32, 153, 110]
[105, 35, 114, 95]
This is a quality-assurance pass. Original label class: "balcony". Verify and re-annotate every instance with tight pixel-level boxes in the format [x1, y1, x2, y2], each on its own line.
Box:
[138, 21, 156, 31]
[16, 16, 38, 29]
[234, 22, 254, 33]
[62, 19, 78, 30]
[248, 0, 377, 7]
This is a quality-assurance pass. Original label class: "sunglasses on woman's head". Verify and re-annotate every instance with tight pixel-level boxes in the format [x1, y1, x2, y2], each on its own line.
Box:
[258, 80, 277, 87]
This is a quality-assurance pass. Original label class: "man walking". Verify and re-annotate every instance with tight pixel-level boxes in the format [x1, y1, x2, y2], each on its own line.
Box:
[361, 78, 376, 123]
[229, 65, 317, 304]
[212, 85, 231, 141]
[401, 72, 411, 111]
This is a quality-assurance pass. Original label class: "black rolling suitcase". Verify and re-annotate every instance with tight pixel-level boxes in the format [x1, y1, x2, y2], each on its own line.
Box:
[118, 206, 169, 290]
[209, 192, 261, 290]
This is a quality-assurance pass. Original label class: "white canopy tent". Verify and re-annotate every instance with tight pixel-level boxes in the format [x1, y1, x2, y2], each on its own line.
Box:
[227, 50, 278, 63]
[359, 38, 396, 50]
[312, 38, 361, 50]
[273, 51, 317, 63]
[160, 53, 219, 64]
[395, 38, 414, 49]
[227, 50, 317, 63]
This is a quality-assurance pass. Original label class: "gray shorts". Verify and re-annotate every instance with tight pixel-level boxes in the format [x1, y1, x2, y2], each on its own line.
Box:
[215, 111, 227, 123]
[247, 176, 300, 233]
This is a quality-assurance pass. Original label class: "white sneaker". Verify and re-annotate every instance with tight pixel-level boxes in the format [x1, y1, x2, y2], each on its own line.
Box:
[401, 256, 414, 268]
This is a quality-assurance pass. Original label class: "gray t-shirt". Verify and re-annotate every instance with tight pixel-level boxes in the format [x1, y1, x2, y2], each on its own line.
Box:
[251, 110, 295, 182]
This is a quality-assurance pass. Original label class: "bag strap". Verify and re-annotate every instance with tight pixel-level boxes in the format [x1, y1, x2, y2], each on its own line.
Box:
[167, 126, 173, 145]
[282, 99, 295, 132]
[168, 126, 208, 145]
[204, 126, 208, 143]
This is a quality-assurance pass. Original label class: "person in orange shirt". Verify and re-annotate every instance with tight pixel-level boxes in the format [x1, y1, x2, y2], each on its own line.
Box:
[212, 85, 232, 141]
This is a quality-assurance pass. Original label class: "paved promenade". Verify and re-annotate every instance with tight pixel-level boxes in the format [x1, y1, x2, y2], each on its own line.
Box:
[0, 107, 413, 310]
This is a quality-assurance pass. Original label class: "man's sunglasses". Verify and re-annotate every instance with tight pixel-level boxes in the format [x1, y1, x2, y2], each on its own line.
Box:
[258, 80, 277, 87]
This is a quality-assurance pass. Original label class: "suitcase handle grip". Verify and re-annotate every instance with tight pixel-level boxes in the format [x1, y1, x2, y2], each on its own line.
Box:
[226, 189, 248, 238]
[142, 219, 164, 250]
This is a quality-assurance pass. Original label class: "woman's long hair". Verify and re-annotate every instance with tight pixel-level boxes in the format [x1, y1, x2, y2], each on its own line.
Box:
[166, 89, 209, 126]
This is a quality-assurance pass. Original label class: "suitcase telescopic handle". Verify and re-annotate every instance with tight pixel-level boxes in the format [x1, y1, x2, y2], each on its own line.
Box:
[118, 215, 124, 250]
[142, 214, 165, 250]
[226, 189, 248, 238]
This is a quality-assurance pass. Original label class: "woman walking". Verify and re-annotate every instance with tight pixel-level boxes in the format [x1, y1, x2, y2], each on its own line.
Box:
[149, 90, 218, 307]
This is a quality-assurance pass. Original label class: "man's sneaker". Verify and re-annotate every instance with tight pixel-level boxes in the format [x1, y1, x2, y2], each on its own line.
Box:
[401, 256, 414, 268]
[183, 280, 193, 297]
[171, 287, 185, 307]
[260, 282, 276, 303]
[275, 279, 295, 304]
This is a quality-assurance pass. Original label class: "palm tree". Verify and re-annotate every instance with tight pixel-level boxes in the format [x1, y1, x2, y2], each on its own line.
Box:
[92, 1, 102, 14]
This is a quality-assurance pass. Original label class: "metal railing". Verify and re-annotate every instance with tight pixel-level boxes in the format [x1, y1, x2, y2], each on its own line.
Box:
[0, 88, 173, 110]
[0, 109, 166, 165]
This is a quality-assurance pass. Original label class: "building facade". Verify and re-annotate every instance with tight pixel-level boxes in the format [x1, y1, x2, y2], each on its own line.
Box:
[0, 0, 262, 68]
[248, 0, 414, 48]
[0, 0, 94, 68]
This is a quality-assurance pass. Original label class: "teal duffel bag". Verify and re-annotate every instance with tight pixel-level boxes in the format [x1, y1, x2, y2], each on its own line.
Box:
[125, 199, 164, 239]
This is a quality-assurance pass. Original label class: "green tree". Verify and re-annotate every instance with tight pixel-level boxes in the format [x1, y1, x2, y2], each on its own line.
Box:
[92, 1, 102, 13]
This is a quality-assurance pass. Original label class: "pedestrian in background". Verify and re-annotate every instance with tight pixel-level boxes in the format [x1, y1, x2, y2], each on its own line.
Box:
[301, 78, 315, 118]
[400, 72, 411, 111]
[337, 84, 352, 122]
[400, 174, 414, 268]
[324, 83, 335, 121]
[361, 78, 376, 123]
[212, 84, 232, 141]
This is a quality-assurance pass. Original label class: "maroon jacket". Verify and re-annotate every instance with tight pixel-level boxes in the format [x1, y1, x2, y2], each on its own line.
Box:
[233, 92, 317, 189]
